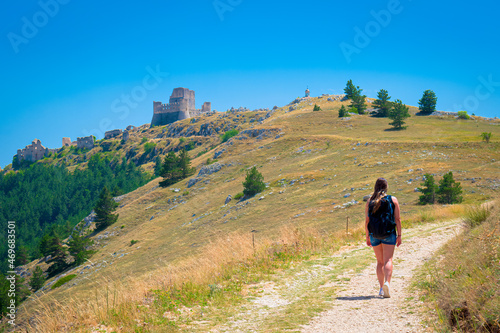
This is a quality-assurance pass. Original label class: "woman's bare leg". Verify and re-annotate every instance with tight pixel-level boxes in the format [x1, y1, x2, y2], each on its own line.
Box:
[373, 245, 385, 288]
[382, 244, 395, 284]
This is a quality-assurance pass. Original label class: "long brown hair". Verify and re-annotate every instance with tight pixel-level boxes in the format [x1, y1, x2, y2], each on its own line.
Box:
[370, 178, 388, 213]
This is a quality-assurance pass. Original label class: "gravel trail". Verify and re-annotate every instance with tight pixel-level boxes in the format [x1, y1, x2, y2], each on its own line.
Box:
[302, 221, 462, 333]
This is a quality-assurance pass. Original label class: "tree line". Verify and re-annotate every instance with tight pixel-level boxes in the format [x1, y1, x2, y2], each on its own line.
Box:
[0, 154, 150, 274]
[340, 80, 438, 130]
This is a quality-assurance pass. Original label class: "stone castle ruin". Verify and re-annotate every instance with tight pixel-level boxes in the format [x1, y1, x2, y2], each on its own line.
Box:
[151, 88, 211, 127]
[17, 139, 57, 162]
[77, 136, 94, 149]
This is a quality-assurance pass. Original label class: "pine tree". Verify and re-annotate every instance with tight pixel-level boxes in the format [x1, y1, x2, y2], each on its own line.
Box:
[418, 174, 437, 205]
[344, 80, 357, 99]
[178, 149, 195, 179]
[418, 90, 437, 114]
[437, 172, 463, 204]
[29, 266, 46, 291]
[313, 104, 321, 111]
[388, 99, 410, 129]
[159, 151, 182, 187]
[15, 246, 30, 267]
[338, 105, 347, 117]
[154, 156, 163, 177]
[372, 89, 391, 117]
[68, 227, 94, 266]
[243, 167, 266, 197]
[94, 187, 119, 231]
[350, 87, 367, 114]
[46, 235, 68, 277]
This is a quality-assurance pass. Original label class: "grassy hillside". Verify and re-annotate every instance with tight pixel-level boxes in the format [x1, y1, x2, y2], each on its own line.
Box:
[415, 202, 499, 332]
[8, 96, 500, 332]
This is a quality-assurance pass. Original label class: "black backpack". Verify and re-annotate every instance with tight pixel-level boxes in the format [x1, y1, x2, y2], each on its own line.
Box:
[368, 195, 396, 239]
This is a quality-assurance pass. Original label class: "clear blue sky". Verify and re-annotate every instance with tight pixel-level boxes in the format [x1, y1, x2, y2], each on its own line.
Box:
[1, 0, 499, 168]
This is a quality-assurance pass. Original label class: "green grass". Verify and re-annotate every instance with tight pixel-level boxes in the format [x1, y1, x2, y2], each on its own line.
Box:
[413, 201, 500, 332]
[51, 274, 77, 289]
[462, 205, 491, 228]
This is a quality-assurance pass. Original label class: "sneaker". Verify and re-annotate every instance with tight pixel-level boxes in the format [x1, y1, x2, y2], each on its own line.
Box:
[383, 282, 391, 298]
[379, 288, 384, 297]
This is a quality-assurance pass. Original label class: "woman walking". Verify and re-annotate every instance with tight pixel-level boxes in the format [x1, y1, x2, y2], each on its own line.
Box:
[365, 177, 402, 298]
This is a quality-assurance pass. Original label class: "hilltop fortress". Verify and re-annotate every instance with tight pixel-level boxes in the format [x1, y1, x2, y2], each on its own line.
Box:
[151, 87, 211, 127]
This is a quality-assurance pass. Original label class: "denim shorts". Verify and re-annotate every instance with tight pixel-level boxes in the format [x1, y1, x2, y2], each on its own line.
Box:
[370, 232, 397, 246]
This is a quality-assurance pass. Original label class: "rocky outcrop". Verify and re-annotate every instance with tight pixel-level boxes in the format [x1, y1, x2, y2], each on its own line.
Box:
[198, 162, 224, 177]
[239, 128, 282, 140]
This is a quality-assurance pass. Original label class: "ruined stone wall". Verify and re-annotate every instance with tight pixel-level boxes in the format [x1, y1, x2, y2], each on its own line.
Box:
[62, 137, 72, 147]
[77, 136, 94, 149]
[201, 102, 211, 113]
[16, 139, 51, 162]
[104, 129, 122, 139]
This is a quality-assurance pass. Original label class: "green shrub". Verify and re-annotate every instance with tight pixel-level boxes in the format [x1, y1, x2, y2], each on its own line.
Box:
[51, 274, 77, 289]
[348, 107, 358, 114]
[457, 111, 470, 119]
[179, 137, 186, 143]
[183, 191, 189, 196]
[144, 142, 157, 154]
[481, 132, 492, 143]
[186, 141, 195, 151]
[234, 192, 244, 200]
[130, 240, 139, 246]
[313, 104, 321, 111]
[141, 137, 148, 144]
[338, 105, 348, 118]
[221, 129, 239, 143]
[243, 167, 266, 197]
[463, 205, 490, 228]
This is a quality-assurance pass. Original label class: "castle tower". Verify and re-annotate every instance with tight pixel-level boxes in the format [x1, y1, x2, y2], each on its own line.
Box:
[305, 87, 310, 98]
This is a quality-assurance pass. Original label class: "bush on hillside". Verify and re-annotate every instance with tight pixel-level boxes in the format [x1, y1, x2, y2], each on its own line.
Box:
[243, 167, 266, 197]
[481, 132, 492, 143]
[144, 142, 156, 154]
[338, 105, 348, 117]
[313, 104, 321, 111]
[221, 129, 239, 143]
[457, 111, 470, 119]
[51, 274, 77, 289]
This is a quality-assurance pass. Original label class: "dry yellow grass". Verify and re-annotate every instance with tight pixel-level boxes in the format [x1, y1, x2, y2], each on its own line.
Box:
[10, 96, 500, 332]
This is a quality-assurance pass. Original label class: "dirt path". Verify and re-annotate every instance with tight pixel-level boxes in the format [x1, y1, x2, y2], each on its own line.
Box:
[205, 220, 462, 333]
[302, 221, 462, 333]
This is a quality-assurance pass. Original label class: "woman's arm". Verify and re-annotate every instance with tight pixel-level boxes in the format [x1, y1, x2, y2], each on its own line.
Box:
[365, 201, 371, 247]
[392, 196, 402, 247]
